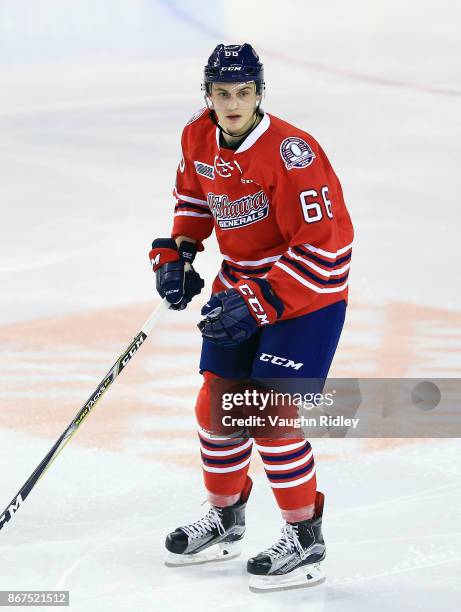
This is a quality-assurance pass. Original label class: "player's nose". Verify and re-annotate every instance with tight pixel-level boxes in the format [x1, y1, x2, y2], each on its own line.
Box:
[226, 94, 240, 110]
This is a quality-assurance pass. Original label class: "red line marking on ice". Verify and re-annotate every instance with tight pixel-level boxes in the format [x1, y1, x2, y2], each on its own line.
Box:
[160, 0, 461, 98]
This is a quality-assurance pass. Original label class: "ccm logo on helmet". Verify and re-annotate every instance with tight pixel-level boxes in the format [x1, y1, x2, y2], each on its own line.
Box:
[238, 283, 270, 325]
[259, 353, 303, 370]
[221, 66, 242, 71]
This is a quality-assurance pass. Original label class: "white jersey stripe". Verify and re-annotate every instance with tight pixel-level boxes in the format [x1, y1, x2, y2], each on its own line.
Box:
[255, 440, 306, 453]
[174, 211, 212, 218]
[222, 254, 282, 267]
[202, 456, 251, 473]
[218, 270, 233, 288]
[263, 450, 313, 471]
[274, 262, 349, 293]
[174, 189, 208, 206]
[302, 241, 353, 260]
[269, 466, 316, 489]
[287, 248, 351, 277]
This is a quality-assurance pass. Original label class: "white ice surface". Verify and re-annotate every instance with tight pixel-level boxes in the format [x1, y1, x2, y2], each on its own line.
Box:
[1, 430, 460, 612]
[0, 1, 460, 610]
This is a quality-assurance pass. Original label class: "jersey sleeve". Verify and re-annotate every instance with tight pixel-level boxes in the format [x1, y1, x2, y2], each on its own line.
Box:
[171, 126, 214, 250]
[266, 139, 354, 318]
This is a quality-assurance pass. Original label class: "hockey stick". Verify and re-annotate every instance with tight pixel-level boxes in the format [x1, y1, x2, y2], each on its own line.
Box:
[0, 299, 170, 531]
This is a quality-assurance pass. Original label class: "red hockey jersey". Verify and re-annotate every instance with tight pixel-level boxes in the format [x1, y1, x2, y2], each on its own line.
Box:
[171, 109, 354, 320]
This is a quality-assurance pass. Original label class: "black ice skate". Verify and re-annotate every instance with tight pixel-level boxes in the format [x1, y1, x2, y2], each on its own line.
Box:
[165, 476, 252, 566]
[247, 491, 326, 592]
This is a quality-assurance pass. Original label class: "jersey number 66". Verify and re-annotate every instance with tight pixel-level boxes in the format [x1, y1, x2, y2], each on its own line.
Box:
[300, 186, 333, 223]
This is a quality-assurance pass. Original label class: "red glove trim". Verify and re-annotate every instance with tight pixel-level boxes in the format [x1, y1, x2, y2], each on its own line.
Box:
[149, 246, 180, 271]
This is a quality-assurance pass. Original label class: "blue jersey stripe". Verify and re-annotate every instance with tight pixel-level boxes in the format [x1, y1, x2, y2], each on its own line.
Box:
[293, 246, 351, 268]
[225, 262, 272, 275]
[221, 262, 239, 283]
[260, 443, 311, 463]
[175, 202, 211, 214]
[266, 458, 315, 480]
[281, 256, 349, 286]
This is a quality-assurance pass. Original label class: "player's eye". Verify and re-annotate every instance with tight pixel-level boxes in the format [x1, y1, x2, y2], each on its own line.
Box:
[218, 92, 229, 98]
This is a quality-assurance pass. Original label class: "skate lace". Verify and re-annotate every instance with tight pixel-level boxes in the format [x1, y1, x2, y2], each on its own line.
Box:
[264, 524, 307, 561]
[181, 507, 225, 540]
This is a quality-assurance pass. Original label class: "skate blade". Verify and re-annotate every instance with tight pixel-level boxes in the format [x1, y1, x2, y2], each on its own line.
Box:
[165, 541, 241, 567]
[249, 562, 325, 593]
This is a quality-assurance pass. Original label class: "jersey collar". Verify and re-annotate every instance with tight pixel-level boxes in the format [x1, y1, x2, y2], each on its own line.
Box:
[215, 112, 271, 154]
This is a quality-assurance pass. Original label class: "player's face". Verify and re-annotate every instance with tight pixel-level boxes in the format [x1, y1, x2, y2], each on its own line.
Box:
[209, 82, 260, 136]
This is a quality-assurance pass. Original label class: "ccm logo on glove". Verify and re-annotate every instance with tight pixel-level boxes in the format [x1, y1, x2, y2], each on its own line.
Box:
[198, 278, 284, 347]
[236, 278, 284, 327]
[237, 283, 270, 325]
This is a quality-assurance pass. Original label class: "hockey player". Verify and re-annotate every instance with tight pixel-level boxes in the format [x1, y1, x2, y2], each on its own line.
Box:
[149, 43, 353, 592]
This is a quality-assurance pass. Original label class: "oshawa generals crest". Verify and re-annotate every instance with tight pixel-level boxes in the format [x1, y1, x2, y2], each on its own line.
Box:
[207, 190, 269, 229]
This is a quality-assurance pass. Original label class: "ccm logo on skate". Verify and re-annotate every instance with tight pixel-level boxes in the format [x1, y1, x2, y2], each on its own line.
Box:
[238, 283, 270, 325]
[0, 494, 23, 527]
[259, 353, 303, 370]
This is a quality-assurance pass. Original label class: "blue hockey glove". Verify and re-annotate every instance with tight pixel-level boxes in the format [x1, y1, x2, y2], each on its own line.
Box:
[198, 278, 284, 347]
[149, 238, 204, 310]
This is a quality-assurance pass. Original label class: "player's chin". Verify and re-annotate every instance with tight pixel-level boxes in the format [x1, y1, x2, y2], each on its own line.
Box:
[225, 120, 246, 135]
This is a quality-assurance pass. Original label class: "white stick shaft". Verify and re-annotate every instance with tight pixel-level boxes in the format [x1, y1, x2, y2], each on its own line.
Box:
[141, 299, 170, 335]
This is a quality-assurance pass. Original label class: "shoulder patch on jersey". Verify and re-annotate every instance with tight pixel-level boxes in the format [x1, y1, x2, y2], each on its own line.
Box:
[194, 160, 215, 180]
[280, 137, 315, 170]
[186, 107, 207, 126]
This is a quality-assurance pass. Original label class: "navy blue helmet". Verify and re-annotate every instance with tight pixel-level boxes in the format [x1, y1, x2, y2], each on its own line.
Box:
[203, 43, 264, 94]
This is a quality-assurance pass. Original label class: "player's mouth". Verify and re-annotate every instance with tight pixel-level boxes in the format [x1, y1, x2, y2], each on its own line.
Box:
[226, 114, 242, 123]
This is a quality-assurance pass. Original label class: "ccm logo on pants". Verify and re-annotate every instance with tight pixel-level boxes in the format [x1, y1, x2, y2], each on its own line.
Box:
[259, 353, 303, 370]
